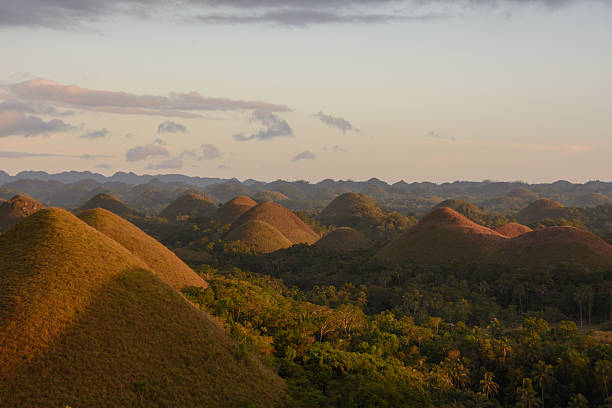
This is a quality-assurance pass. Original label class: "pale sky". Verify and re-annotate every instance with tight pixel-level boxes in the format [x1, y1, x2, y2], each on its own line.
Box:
[1, 0, 611, 183]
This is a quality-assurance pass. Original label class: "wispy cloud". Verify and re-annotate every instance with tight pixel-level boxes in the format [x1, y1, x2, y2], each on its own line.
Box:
[95, 163, 112, 169]
[0, 110, 74, 137]
[201, 143, 222, 159]
[157, 120, 187, 133]
[9, 79, 290, 118]
[125, 143, 170, 161]
[233, 110, 294, 142]
[315, 111, 357, 134]
[0, 151, 110, 159]
[332, 145, 347, 153]
[425, 131, 455, 141]
[80, 128, 108, 139]
[291, 151, 316, 162]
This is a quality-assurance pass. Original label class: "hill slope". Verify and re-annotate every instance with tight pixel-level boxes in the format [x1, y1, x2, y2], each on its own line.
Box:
[77, 193, 136, 217]
[232, 202, 320, 245]
[378, 207, 506, 266]
[0, 208, 285, 407]
[78, 208, 207, 290]
[494, 222, 533, 238]
[225, 220, 293, 253]
[318, 192, 384, 227]
[159, 192, 218, 222]
[213, 195, 258, 225]
[494, 226, 612, 269]
[315, 227, 373, 252]
[516, 199, 566, 224]
[0, 194, 45, 232]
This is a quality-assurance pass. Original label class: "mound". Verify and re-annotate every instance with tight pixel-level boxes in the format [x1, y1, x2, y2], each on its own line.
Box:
[495, 222, 533, 238]
[494, 226, 612, 269]
[232, 202, 320, 245]
[254, 190, 290, 203]
[318, 192, 384, 227]
[213, 195, 258, 225]
[225, 220, 293, 253]
[378, 207, 506, 266]
[572, 193, 611, 208]
[315, 227, 373, 252]
[0, 208, 285, 407]
[0, 194, 45, 232]
[78, 208, 207, 290]
[159, 193, 218, 222]
[77, 193, 135, 217]
[516, 199, 567, 224]
[433, 199, 482, 214]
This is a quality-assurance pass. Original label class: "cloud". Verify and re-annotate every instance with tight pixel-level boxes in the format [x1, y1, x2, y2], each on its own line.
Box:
[95, 163, 112, 169]
[146, 157, 184, 170]
[10, 79, 290, 117]
[80, 128, 108, 139]
[233, 110, 294, 142]
[315, 111, 357, 133]
[332, 145, 347, 152]
[426, 131, 456, 141]
[153, 138, 167, 145]
[200, 143, 222, 160]
[157, 120, 187, 133]
[217, 164, 232, 170]
[0, 0, 581, 28]
[0, 110, 74, 137]
[0, 150, 110, 159]
[291, 151, 316, 162]
[0, 99, 74, 117]
[125, 143, 170, 161]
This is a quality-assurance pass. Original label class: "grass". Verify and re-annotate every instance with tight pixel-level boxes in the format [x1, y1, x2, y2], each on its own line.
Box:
[78, 208, 208, 290]
[213, 196, 258, 226]
[0, 208, 287, 407]
[0, 194, 45, 232]
[315, 227, 373, 252]
[225, 220, 293, 253]
[232, 202, 320, 245]
[160, 193, 218, 221]
[77, 193, 135, 216]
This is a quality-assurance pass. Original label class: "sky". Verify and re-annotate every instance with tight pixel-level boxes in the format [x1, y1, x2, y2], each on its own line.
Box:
[0, 0, 611, 183]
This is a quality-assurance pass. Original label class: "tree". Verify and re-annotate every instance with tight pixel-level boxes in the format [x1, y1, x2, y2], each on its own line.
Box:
[567, 393, 588, 408]
[596, 360, 612, 398]
[480, 371, 499, 400]
[532, 361, 554, 408]
[516, 378, 541, 408]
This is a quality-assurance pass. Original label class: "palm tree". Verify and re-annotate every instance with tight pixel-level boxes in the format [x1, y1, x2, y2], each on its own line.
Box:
[480, 371, 499, 400]
[516, 378, 542, 408]
[533, 361, 553, 408]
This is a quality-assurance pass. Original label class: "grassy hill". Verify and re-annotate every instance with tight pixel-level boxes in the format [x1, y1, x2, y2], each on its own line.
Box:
[0, 194, 45, 232]
[77, 192, 136, 217]
[0, 208, 286, 407]
[253, 190, 290, 203]
[213, 195, 258, 226]
[232, 202, 320, 245]
[315, 227, 373, 252]
[494, 222, 533, 238]
[377, 207, 506, 266]
[516, 199, 567, 224]
[225, 220, 293, 253]
[159, 193, 218, 222]
[78, 208, 208, 290]
[433, 199, 509, 228]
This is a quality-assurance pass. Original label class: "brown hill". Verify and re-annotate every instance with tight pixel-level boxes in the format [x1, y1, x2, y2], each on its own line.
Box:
[494, 226, 612, 269]
[495, 222, 533, 238]
[77, 193, 135, 217]
[0, 194, 45, 232]
[516, 199, 566, 224]
[213, 195, 258, 225]
[78, 208, 207, 290]
[315, 227, 373, 252]
[225, 220, 293, 253]
[254, 190, 290, 203]
[433, 199, 509, 228]
[377, 207, 506, 266]
[318, 192, 384, 227]
[232, 202, 320, 245]
[506, 188, 539, 200]
[159, 193, 218, 222]
[0, 208, 286, 407]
